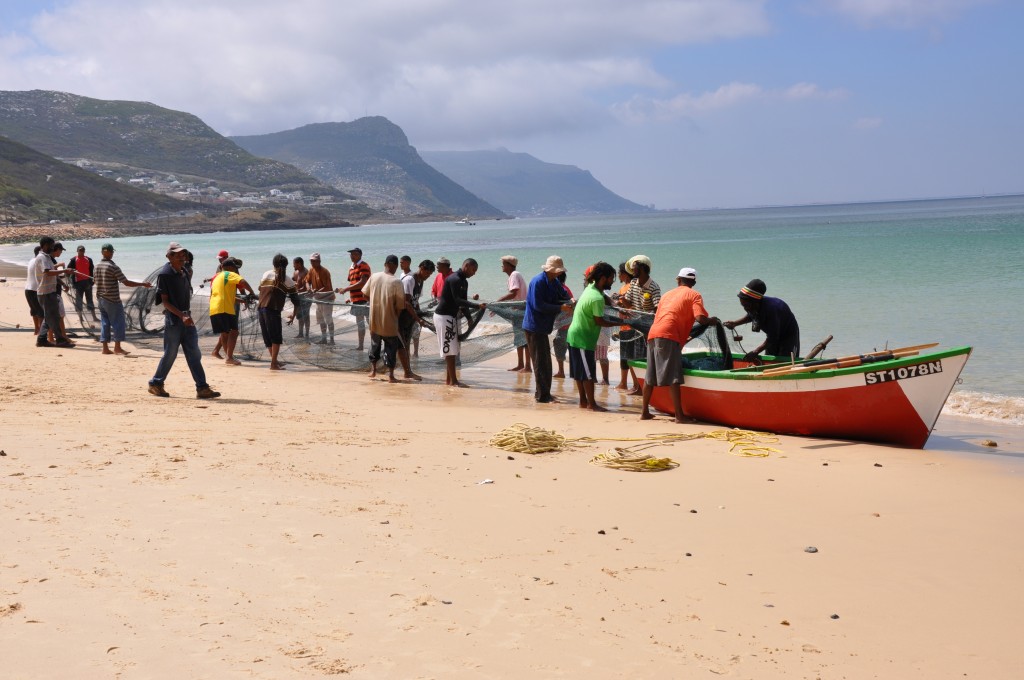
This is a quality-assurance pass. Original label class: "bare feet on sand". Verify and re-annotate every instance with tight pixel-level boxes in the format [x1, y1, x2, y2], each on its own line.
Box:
[225, 358, 241, 366]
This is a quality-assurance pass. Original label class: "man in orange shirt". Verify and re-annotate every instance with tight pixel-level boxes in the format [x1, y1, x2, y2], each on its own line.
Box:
[306, 252, 336, 344]
[640, 267, 719, 423]
[338, 247, 371, 351]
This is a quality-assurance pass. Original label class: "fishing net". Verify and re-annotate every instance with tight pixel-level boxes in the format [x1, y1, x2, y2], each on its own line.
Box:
[8, 272, 744, 373]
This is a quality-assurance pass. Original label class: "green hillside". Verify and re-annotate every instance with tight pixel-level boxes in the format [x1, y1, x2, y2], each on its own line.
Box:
[0, 135, 188, 224]
[0, 90, 349, 196]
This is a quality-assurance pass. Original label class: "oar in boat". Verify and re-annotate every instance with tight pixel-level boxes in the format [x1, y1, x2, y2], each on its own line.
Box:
[758, 342, 938, 376]
[756, 344, 938, 377]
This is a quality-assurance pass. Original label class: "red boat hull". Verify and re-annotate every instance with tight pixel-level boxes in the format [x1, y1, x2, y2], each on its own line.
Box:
[638, 348, 971, 448]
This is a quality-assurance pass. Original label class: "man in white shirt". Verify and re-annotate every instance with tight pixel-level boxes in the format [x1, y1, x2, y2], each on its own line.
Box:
[31, 236, 74, 348]
[497, 255, 531, 372]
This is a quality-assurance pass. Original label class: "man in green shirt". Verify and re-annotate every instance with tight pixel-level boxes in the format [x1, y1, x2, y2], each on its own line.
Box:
[566, 262, 620, 411]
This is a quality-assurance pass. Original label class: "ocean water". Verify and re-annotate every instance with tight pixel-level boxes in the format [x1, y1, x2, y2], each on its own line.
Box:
[3, 195, 1022, 421]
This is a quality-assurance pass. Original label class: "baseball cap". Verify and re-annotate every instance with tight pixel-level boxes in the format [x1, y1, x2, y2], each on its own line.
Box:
[217, 249, 229, 258]
[436, 256, 451, 266]
[677, 267, 697, 280]
[166, 241, 186, 255]
[101, 243, 115, 252]
[310, 252, 321, 261]
[347, 247, 362, 254]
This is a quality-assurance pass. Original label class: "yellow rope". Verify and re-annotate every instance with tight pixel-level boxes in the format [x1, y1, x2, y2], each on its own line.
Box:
[488, 423, 782, 469]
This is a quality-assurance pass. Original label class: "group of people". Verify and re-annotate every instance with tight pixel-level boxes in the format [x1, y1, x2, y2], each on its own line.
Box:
[513, 253, 800, 422]
[23, 236, 800, 418]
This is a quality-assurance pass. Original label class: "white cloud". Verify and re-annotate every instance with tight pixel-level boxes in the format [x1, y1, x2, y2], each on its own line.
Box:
[611, 81, 848, 123]
[0, 0, 772, 145]
[817, 0, 995, 28]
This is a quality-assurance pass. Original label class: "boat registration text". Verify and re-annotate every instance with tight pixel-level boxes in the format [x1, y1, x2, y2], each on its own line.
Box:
[864, 360, 942, 385]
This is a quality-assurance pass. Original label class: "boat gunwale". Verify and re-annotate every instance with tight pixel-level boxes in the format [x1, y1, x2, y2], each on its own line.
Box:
[628, 345, 972, 381]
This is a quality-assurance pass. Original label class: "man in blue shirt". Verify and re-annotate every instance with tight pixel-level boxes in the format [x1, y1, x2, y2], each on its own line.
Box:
[523, 256, 574, 403]
[148, 242, 221, 399]
[723, 278, 800, 363]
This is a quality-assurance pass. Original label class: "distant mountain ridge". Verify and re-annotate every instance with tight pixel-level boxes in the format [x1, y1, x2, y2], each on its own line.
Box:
[0, 135, 187, 223]
[231, 118, 505, 218]
[0, 89, 351, 198]
[420, 149, 652, 218]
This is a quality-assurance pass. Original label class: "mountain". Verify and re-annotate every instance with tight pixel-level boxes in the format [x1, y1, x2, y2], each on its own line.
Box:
[231, 117, 505, 218]
[0, 135, 188, 223]
[0, 90, 353, 199]
[420, 148, 652, 218]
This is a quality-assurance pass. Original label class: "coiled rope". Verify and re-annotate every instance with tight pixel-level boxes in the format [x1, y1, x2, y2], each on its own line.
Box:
[489, 423, 782, 471]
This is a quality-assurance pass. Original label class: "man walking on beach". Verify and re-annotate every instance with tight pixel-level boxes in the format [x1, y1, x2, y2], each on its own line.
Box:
[94, 243, 152, 355]
[497, 255, 531, 373]
[434, 258, 486, 387]
[640, 267, 718, 423]
[523, 256, 574, 403]
[338, 247, 371, 351]
[67, 245, 96, 318]
[567, 262, 620, 411]
[305, 253, 336, 345]
[148, 242, 221, 399]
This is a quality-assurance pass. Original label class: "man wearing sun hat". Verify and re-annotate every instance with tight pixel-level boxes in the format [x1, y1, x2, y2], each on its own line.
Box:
[724, 278, 800, 364]
[640, 266, 719, 423]
[523, 255, 574, 403]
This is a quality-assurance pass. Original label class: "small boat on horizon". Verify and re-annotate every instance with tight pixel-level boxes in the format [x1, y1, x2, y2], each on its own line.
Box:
[454, 216, 476, 225]
[632, 344, 971, 448]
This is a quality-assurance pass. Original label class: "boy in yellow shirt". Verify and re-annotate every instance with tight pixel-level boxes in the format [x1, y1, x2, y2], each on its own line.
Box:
[209, 257, 254, 365]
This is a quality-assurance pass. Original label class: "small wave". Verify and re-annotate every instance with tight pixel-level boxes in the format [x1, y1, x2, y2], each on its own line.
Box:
[943, 390, 1024, 426]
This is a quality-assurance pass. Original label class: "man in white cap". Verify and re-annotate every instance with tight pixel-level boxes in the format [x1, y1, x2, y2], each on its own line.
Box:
[497, 255, 530, 372]
[523, 256, 574, 403]
[640, 266, 717, 422]
[148, 242, 221, 399]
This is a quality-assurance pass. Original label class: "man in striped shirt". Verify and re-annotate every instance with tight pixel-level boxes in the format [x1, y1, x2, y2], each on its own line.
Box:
[94, 243, 152, 355]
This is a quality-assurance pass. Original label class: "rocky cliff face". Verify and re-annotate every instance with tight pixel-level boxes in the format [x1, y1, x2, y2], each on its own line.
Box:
[232, 117, 505, 218]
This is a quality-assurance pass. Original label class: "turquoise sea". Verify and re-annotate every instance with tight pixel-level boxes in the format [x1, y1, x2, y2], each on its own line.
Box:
[3, 195, 1022, 421]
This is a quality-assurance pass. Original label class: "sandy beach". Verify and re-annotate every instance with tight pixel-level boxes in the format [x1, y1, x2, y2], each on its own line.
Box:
[2, 279, 1023, 679]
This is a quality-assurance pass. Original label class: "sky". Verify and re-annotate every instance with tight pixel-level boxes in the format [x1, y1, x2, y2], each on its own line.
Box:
[0, 0, 1021, 210]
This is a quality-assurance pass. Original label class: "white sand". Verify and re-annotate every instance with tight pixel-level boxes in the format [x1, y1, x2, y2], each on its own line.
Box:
[1, 280, 1022, 679]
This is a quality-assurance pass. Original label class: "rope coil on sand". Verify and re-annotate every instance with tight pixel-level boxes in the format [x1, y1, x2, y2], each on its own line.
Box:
[489, 423, 782, 471]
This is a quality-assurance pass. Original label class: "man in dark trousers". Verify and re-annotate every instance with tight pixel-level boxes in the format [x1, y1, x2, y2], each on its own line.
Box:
[522, 256, 574, 403]
[67, 245, 96, 318]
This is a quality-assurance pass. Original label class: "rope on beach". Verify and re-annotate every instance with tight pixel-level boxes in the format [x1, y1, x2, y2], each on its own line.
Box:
[489, 423, 782, 464]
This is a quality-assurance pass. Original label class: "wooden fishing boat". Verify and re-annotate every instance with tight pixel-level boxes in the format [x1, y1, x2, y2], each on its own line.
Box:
[632, 344, 972, 448]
